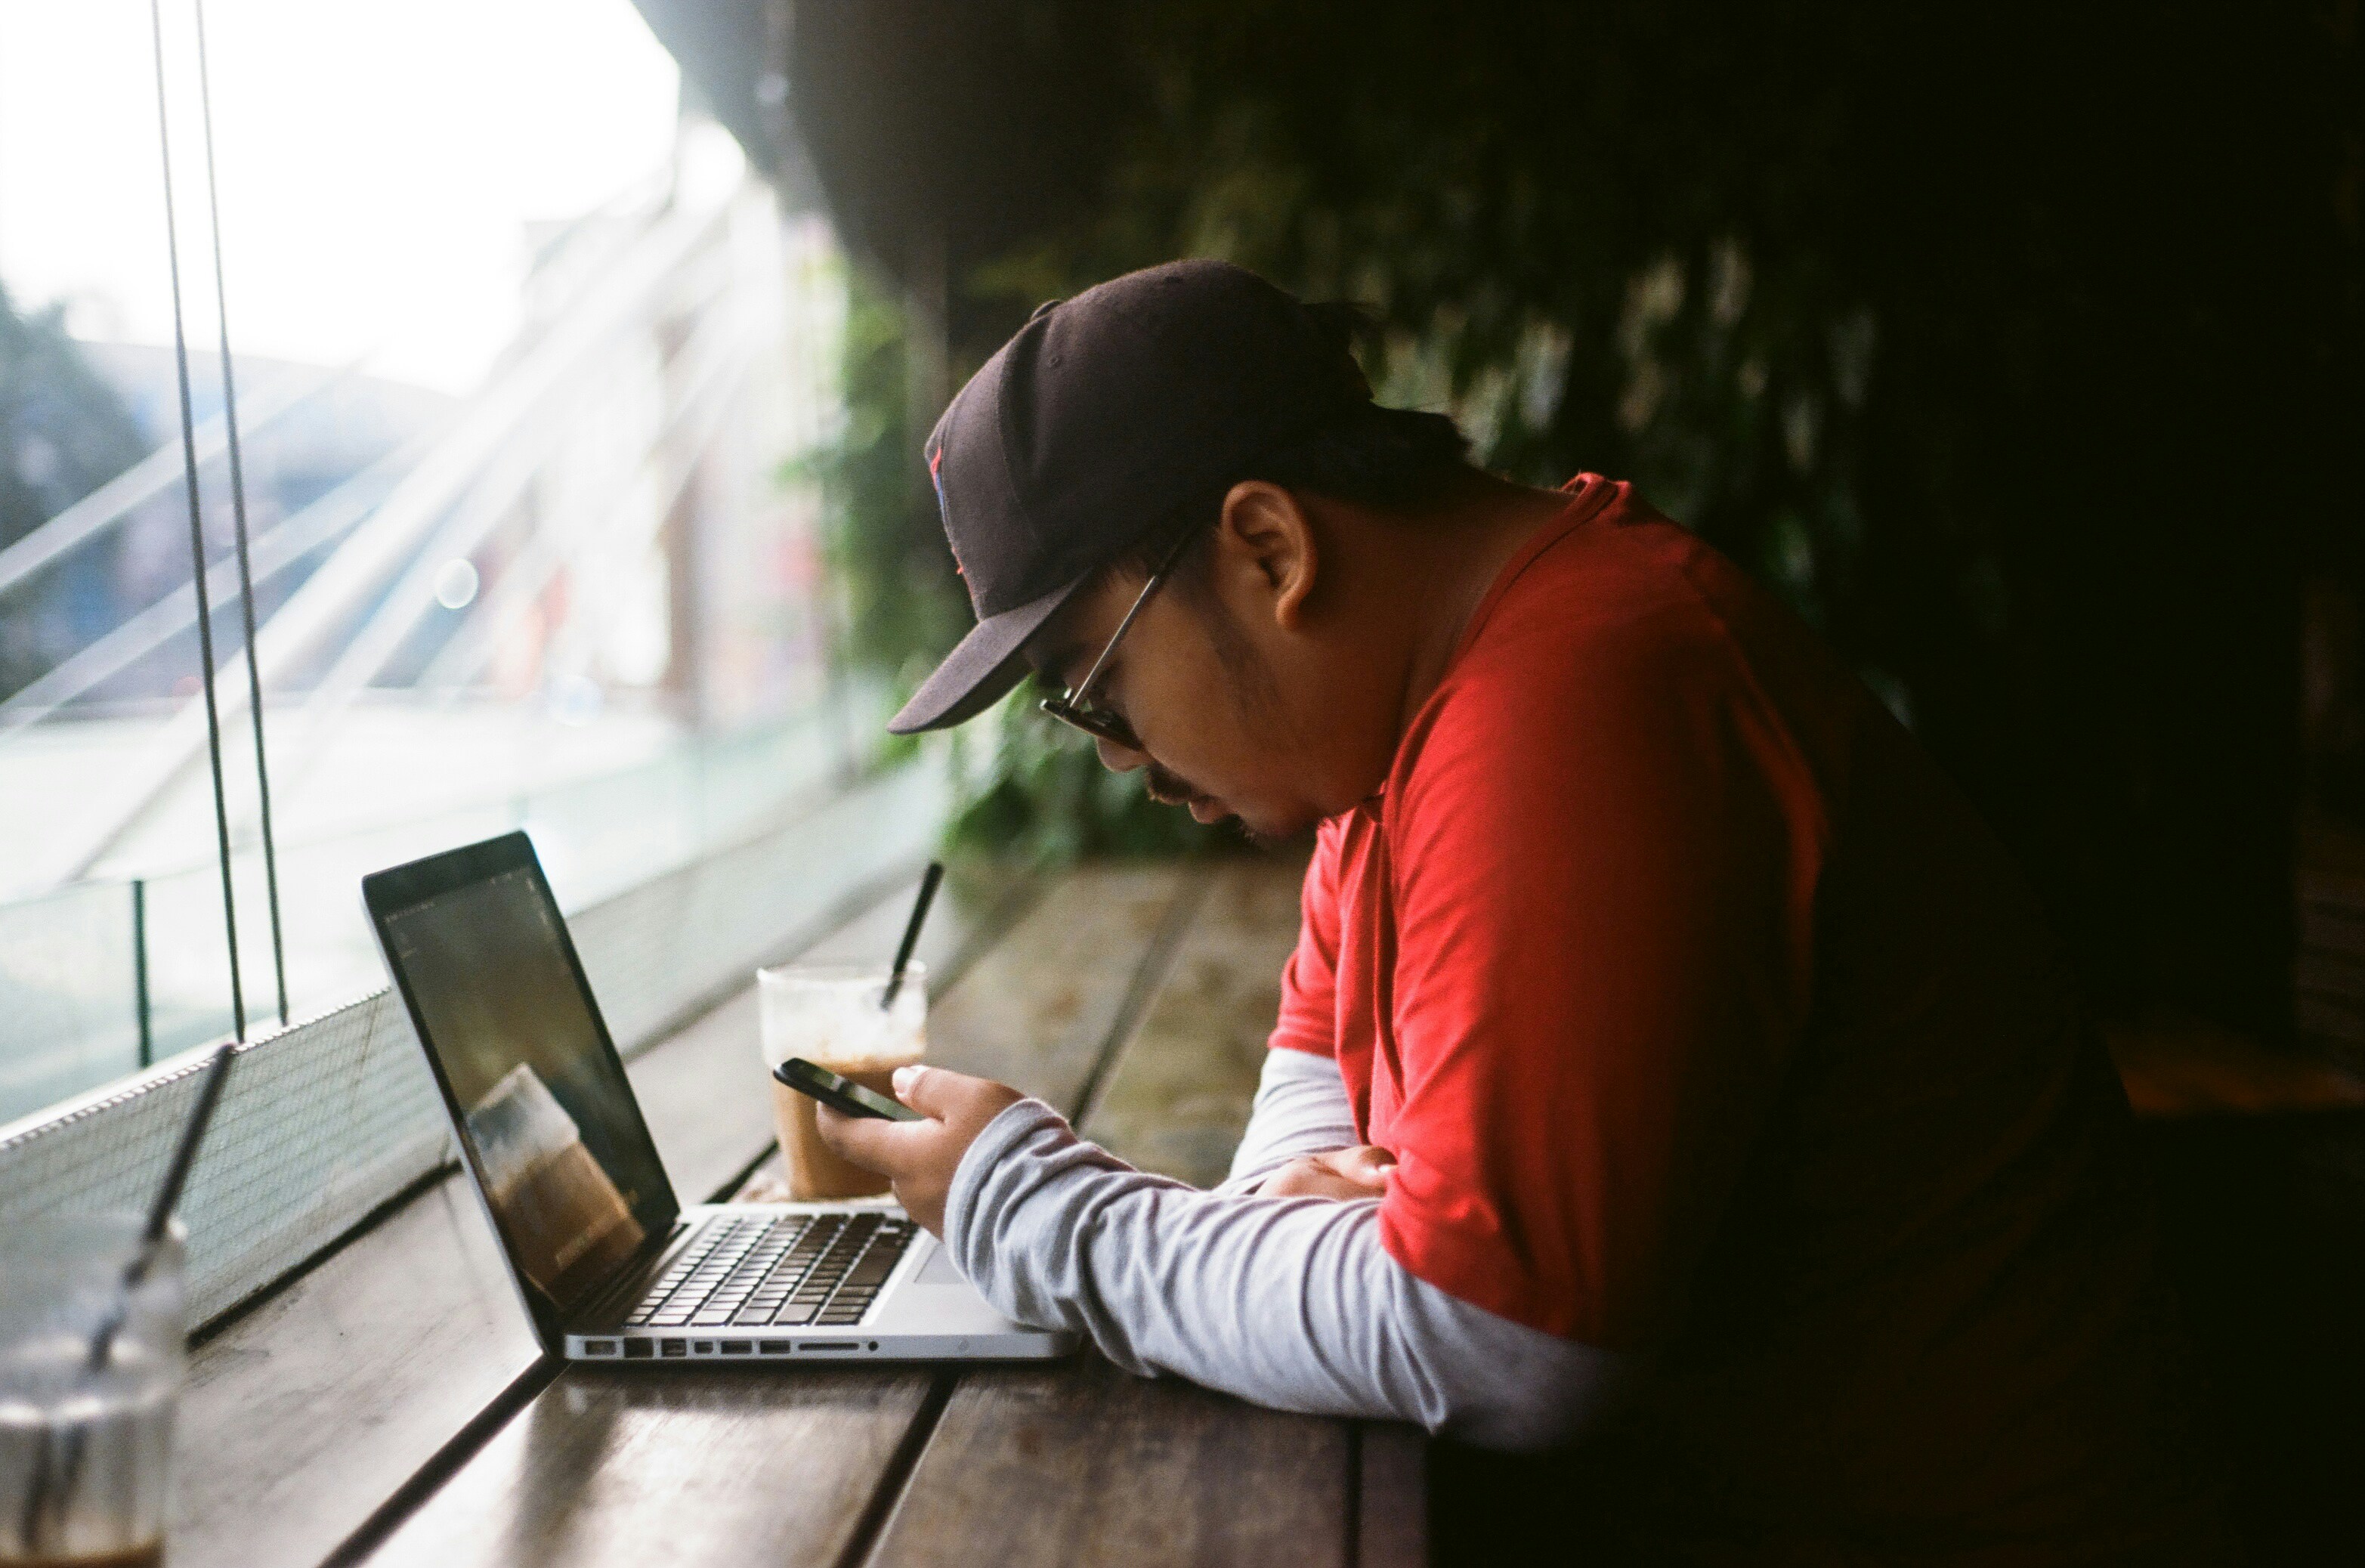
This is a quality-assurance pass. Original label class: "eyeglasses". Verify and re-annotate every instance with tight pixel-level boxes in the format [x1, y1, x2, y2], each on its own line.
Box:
[1037, 532, 1194, 750]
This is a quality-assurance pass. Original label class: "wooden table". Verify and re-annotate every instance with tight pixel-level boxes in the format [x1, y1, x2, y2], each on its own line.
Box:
[324, 856, 1424, 1568]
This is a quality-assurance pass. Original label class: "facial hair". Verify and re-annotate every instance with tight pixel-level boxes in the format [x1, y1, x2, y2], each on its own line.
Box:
[1146, 762, 1284, 848]
[1144, 762, 1207, 809]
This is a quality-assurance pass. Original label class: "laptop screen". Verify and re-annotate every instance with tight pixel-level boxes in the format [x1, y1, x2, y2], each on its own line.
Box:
[373, 844, 675, 1323]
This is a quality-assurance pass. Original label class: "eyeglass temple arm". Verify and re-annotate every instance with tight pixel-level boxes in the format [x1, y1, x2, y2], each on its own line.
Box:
[1068, 531, 1193, 703]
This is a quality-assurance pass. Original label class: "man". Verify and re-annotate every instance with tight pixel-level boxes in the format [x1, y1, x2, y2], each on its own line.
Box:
[820, 261, 2225, 1561]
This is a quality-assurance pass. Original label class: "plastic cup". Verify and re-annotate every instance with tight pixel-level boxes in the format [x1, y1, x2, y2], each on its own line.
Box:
[1, 1214, 184, 1568]
[757, 962, 926, 1201]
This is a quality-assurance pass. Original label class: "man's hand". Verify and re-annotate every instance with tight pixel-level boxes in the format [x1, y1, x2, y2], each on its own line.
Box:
[814, 1064, 1024, 1235]
[1259, 1143, 1396, 1201]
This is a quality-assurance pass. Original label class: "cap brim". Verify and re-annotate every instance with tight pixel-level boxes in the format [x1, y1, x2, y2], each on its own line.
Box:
[886, 573, 1092, 734]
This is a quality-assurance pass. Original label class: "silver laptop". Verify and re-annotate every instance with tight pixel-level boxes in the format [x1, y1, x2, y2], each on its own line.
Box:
[362, 830, 1074, 1365]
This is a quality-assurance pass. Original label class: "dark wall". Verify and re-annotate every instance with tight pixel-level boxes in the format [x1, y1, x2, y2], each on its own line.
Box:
[1824, 3, 2352, 1034]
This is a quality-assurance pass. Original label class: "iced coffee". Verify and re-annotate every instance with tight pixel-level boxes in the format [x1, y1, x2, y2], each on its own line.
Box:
[758, 962, 926, 1200]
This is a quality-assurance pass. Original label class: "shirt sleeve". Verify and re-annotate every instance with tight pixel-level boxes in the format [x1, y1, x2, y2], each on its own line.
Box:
[947, 1098, 1627, 1452]
[1376, 605, 1825, 1348]
[1218, 1047, 1360, 1193]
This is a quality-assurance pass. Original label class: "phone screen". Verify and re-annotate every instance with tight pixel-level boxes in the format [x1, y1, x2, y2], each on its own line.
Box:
[774, 1057, 926, 1121]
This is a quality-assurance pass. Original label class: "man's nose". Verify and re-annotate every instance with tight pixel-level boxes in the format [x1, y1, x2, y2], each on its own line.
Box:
[1094, 735, 1148, 773]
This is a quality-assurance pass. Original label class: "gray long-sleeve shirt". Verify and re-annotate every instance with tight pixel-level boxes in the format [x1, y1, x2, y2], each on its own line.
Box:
[942, 1047, 1625, 1451]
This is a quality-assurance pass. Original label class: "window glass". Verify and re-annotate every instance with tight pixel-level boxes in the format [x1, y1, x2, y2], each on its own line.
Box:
[0, 0, 847, 1125]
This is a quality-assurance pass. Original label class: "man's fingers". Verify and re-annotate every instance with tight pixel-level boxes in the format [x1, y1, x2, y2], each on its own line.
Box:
[815, 1103, 920, 1174]
[889, 1062, 973, 1119]
[1261, 1145, 1398, 1200]
[805, 1070, 1020, 1240]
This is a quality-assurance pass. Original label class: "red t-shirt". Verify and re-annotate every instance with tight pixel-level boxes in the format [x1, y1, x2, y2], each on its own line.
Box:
[1270, 476, 2222, 1557]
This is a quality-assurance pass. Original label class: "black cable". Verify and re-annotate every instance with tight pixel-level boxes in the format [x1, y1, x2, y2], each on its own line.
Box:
[148, 0, 245, 1043]
[191, 0, 286, 1026]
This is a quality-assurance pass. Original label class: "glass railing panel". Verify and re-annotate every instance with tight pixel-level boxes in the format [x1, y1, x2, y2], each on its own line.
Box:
[0, 707, 869, 1123]
[0, 881, 141, 1127]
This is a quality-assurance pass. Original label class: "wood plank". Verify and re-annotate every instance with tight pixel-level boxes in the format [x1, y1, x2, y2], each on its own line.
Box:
[172, 1175, 545, 1568]
[2104, 1012, 2365, 1118]
[926, 864, 1201, 1115]
[867, 1352, 1349, 1568]
[1355, 1424, 1427, 1568]
[1079, 855, 1307, 1186]
[360, 1366, 938, 1568]
[360, 864, 1198, 1566]
[165, 849, 999, 1568]
[867, 851, 1384, 1568]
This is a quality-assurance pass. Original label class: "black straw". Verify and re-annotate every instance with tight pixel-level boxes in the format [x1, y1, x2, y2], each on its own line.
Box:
[141, 1044, 235, 1249]
[96, 1041, 237, 1368]
[880, 862, 944, 1011]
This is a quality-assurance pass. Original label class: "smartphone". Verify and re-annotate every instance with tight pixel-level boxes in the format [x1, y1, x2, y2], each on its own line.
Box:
[772, 1056, 926, 1121]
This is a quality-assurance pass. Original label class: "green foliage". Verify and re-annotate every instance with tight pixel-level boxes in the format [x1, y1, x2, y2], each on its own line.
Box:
[942, 689, 1227, 861]
[815, 0, 2363, 1035]
[800, 266, 968, 695]
[827, 2, 1921, 854]
[827, 2, 1922, 859]
[808, 264, 1226, 858]
[967, 3, 1909, 700]
[0, 283, 144, 546]
[0, 283, 149, 696]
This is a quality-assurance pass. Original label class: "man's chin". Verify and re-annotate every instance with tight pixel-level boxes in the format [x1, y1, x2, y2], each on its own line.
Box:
[1153, 788, 1313, 847]
[1227, 803, 1319, 849]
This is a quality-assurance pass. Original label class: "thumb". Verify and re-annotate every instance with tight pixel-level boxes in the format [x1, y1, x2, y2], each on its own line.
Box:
[1341, 1145, 1398, 1183]
[891, 1062, 966, 1120]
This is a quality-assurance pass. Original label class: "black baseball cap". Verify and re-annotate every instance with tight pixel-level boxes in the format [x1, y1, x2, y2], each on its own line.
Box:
[886, 259, 1374, 734]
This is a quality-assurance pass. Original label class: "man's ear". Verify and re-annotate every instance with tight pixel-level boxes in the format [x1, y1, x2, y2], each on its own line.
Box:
[1212, 481, 1319, 630]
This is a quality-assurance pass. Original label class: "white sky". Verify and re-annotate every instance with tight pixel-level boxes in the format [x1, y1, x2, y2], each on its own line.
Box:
[0, 0, 680, 393]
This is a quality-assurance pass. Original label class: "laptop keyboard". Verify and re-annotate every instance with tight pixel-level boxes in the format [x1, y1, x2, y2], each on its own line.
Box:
[624, 1212, 917, 1330]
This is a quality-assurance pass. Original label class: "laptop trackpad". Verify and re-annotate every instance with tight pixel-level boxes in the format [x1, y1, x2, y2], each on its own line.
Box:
[915, 1240, 965, 1285]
